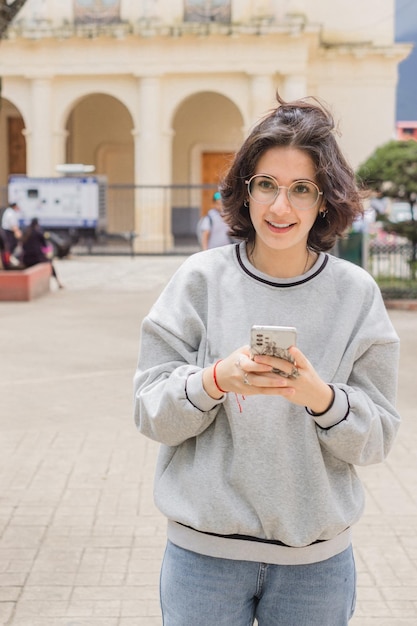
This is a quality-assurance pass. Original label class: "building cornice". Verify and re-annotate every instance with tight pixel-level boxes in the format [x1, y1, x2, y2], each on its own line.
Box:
[319, 40, 412, 61]
[5, 14, 320, 41]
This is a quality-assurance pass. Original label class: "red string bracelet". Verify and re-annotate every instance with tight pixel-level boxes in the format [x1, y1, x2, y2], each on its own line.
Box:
[213, 359, 228, 394]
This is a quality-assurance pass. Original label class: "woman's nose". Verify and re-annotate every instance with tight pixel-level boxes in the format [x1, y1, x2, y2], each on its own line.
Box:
[270, 187, 292, 214]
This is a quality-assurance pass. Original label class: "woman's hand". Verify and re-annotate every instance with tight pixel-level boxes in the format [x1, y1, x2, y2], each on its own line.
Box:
[253, 346, 333, 412]
[203, 346, 333, 414]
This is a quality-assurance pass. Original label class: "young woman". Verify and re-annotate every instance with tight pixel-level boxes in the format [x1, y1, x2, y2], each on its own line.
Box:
[133, 94, 400, 625]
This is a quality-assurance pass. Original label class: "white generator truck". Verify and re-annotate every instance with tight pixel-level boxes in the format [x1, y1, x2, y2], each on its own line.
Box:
[8, 175, 107, 256]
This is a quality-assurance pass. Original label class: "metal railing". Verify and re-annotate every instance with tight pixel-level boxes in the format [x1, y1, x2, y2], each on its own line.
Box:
[368, 240, 413, 280]
[105, 182, 217, 236]
[2, 181, 417, 287]
[103, 183, 217, 253]
[1, 183, 216, 255]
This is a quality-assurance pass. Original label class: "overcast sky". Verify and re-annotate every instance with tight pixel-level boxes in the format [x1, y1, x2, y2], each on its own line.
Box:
[395, 0, 417, 120]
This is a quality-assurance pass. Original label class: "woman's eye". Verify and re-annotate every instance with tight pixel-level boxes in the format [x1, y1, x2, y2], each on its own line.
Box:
[292, 183, 311, 194]
[258, 179, 275, 190]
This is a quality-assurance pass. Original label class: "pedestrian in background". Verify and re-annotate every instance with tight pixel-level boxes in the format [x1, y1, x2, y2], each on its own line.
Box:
[133, 94, 400, 626]
[1, 202, 22, 267]
[200, 190, 231, 250]
[22, 218, 63, 289]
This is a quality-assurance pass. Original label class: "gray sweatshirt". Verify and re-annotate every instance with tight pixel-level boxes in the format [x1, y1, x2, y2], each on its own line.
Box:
[134, 243, 400, 565]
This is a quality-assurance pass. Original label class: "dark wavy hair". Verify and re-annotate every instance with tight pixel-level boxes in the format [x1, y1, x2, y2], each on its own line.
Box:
[220, 93, 363, 251]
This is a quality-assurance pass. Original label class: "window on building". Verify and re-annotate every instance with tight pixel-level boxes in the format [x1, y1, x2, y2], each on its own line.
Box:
[184, 0, 231, 23]
[74, 0, 121, 24]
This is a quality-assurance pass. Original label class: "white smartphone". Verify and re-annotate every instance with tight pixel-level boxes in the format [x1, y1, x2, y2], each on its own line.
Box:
[250, 325, 298, 377]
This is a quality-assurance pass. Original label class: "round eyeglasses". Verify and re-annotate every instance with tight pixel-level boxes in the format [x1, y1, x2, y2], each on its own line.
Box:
[245, 174, 323, 210]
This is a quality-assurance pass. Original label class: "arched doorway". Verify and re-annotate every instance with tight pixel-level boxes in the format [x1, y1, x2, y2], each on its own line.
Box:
[171, 91, 243, 239]
[66, 93, 134, 232]
[0, 99, 26, 204]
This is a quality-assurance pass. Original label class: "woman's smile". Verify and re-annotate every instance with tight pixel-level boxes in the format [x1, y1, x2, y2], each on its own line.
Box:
[266, 219, 296, 233]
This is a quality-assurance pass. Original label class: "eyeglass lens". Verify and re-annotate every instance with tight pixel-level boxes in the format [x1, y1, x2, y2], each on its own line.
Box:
[248, 175, 320, 209]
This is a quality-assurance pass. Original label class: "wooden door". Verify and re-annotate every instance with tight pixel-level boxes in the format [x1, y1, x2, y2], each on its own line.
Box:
[201, 151, 234, 216]
[8, 117, 26, 175]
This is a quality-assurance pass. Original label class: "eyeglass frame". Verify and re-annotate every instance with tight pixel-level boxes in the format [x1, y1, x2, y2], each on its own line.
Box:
[245, 174, 324, 210]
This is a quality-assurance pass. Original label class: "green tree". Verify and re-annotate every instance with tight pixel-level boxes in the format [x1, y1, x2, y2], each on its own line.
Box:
[356, 139, 417, 279]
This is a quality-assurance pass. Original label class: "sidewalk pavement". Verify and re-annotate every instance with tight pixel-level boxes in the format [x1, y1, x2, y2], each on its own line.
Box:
[0, 255, 416, 626]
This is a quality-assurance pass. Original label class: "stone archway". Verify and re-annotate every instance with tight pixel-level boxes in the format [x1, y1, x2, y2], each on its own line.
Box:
[171, 90, 244, 238]
[65, 93, 135, 232]
[0, 99, 26, 193]
[172, 90, 243, 185]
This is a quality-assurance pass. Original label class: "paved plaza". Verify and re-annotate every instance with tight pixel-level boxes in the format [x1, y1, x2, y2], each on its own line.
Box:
[0, 254, 416, 626]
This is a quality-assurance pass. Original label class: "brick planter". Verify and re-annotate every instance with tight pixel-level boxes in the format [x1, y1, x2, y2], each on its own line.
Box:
[0, 263, 51, 302]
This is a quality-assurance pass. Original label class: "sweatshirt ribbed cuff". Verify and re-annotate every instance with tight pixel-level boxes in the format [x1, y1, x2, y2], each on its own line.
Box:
[306, 386, 350, 429]
[185, 370, 226, 412]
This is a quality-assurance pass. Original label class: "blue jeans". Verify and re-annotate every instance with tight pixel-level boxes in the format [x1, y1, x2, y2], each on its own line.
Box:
[160, 540, 356, 625]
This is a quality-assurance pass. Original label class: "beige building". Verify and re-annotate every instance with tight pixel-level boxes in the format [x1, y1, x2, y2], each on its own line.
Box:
[0, 0, 411, 252]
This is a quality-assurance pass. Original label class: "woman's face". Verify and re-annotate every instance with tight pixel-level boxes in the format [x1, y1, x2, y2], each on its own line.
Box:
[247, 146, 323, 258]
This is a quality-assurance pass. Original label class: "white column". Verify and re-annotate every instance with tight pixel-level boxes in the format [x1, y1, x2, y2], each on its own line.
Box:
[53, 129, 69, 173]
[136, 75, 162, 184]
[248, 73, 276, 128]
[27, 77, 54, 176]
[133, 75, 173, 253]
[283, 74, 307, 101]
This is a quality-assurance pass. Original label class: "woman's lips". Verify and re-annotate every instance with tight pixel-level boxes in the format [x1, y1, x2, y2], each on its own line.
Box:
[266, 220, 295, 233]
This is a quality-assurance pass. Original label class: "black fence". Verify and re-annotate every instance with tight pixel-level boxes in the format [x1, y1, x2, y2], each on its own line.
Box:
[2, 181, 417, 290]
[368, 240, 413, 280]
[1, 182, 215, 255]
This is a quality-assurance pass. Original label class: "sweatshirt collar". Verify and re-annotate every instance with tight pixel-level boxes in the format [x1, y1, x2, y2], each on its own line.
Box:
[235, 242, 328, 288]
